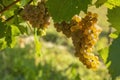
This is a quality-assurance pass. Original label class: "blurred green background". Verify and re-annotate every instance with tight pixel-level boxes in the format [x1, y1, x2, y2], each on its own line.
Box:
[0, 27, 110, 80]
[0, 5, 120, 80]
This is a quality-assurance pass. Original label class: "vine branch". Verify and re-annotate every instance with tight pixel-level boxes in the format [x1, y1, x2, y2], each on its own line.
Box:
[0, 0, 20, 14]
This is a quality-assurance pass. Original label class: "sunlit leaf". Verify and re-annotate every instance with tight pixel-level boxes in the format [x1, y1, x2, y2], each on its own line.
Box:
[99, 47, 109, 63]
[18, 22, 28, 34]
[11, 25, 21, 36]
[20, 0, 30, 7]
[46, 0, 91, 22]
[105, 0, 120, 9]
[109, 31, 119, 39]
[34, 28, 41, 56]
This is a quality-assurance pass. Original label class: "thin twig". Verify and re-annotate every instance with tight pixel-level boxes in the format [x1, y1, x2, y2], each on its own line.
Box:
[0, 0, 20, 14]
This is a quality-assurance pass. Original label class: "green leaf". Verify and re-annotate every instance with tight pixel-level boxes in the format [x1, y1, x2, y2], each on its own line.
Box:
[109, 31, 119, 39]
[46, 0, 91, 22]
[5, 26, 12, 47]
[34, 28, 41, 56]
[95, 0, 107, 7]
[17, 22, 28, 34]
[99, 47, 109, 63]
[0, 22, 7, 38]
[0, 24, 19, 49]
[0, 38, 6, 50]
[4, 25, 18, 48]
[11, 25, 21, 36]
[2, 0, 14, 6]
[20, 0, 30, 7]
[105, 0, 120, 9]
[107, 35, 120, 79]
[107, 7, 120, 33]
[3, 8, 14, 18]
[13, 15, 28, 34]
[0, 3, 4, 10]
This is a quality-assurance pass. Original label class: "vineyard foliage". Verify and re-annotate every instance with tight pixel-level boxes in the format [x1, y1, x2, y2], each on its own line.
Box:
[0, 0, 120, 79]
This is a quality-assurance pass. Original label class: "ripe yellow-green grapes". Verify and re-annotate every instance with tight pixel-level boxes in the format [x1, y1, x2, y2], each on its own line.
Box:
[54, 12, 102, 69]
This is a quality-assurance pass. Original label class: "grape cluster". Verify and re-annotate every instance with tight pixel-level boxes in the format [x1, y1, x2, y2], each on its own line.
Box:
[21, 0, 50, 29]
[54, 12, 102, 69]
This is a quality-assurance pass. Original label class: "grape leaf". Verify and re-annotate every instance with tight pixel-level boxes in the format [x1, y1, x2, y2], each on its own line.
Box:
[4, 25, 19, 48]
[95, 0, 107, 7]
[46, 0, 91, 22]
[11, 25, 20, 36]
[18, 22, 28, 34]
[34, 28, 41, 56]
[0, 3, 4, 10]
[107, 7, 120, 33]
[0, 22, 7, 38]
[0, 22, 20, 48]
[2, 0, 14, 6]
[107, 35, 120, 79]
[20, 0, 30, 7]
[5, 26, 12, 47]
[99, 47, 109, 63]
[109, 31, 119, 39]
[3, 7, 15, 18]
[13, 15, 28, 34]
[105, 0, 120, 9]
[0, 39, 6, 50]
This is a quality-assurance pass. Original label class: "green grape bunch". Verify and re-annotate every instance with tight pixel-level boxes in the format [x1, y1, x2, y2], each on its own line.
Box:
[21, 0, 50, 29]
[54, 12, 102, 69]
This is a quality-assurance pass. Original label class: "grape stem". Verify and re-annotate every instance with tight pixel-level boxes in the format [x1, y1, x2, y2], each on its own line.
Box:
[0, 0, 20, 14]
